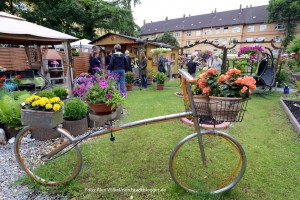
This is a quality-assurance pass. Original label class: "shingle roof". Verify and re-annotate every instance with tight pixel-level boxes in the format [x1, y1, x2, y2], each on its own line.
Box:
[141, 5, 268, 35]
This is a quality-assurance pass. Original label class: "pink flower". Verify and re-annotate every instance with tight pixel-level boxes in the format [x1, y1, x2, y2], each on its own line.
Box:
[99, 79, 108, 89]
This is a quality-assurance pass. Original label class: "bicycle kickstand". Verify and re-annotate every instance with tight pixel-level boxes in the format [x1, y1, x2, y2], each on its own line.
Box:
[106, 120, 115, 142]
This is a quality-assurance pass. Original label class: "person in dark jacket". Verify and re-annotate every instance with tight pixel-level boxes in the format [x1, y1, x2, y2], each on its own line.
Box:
[158, 54, 166, 73]
[108, 44, 128, 95]
[186, 56, 197, 77]
[105, 50, 112, 68]
[140, 52, 147, 88]
[125, 50, 132, 72]
[89, 46, 101, 74]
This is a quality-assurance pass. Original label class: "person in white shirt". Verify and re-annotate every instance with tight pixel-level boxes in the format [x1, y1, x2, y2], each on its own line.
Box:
[211, 54, 222, 73]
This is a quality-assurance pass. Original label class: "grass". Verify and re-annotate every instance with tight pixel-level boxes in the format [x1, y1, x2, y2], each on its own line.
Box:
[19, 82, 300, 199]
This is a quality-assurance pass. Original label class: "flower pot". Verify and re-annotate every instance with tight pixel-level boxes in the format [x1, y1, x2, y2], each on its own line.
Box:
[30, 126, 61, 141]
[209, 96, 243, 122]
[63, 117, 88, 137]
[157, 83, 164, 90]
[3, 124, 19, 140]
[126, 83, 133, 91]
[88, 103, 113, 115]
[193, 95, 210, 115]
[173, 74, 180, 79]
[147, 78, 153, 85]
[21, 109, 63, 129]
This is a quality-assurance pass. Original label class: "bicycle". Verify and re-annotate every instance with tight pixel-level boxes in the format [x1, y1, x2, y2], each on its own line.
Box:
[14, 69, 247, 194]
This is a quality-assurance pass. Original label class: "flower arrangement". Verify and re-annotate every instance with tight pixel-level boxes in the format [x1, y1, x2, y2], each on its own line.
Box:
[0, 75, 6, 87]
[51, 60, 59, 66]
[150, 47, 172, 54]
[194, 50, 213, 65]
[237, 46, 264, 61]
[194, 68, 256, 98]
[24, 94, 64, 112]
[77, 68, 124, 109]
[13, 74, 22, 85]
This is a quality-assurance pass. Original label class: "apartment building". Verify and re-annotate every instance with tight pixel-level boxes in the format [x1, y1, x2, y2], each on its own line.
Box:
[140, 5, 300, 55]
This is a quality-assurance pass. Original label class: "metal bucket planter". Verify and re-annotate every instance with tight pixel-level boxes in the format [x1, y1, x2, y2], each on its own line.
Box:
[21, 109, 63, 141]
[63, 117, 88, 137]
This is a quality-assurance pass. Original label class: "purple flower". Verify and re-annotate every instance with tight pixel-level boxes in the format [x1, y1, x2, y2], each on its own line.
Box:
[106, 93, 112, 99]
[99, 79, 108, 89]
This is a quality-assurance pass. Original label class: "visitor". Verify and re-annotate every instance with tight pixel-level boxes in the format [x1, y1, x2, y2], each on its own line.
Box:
[89, 46, 101, 74]
[105, 50, 112, 68]
[140, 52, 147, 88]
[158, 53, 166, 73]
[211, 54, 222, 73]
[125, 50, 132, 72]
[108, 44, 128, 96]
[186, 55, 197, 77]
[257, 53, 267, 76]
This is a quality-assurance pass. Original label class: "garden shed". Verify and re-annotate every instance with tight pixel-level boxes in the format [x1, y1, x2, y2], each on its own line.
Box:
[90, 32, 179, 76]
[0, 11, 78, 91]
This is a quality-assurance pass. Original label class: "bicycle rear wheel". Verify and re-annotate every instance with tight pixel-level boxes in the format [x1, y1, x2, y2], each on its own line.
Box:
[15, 126, 82, 185]
[170, 130, 246, 194]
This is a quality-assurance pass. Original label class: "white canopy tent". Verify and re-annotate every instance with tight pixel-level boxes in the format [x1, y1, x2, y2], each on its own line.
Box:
[0, 11, 78, 94]
[55, 39, 94, 52]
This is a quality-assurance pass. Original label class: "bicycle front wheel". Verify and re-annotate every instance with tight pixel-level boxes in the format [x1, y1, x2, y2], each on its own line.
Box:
[170, 130, 246, 194]
[15, 126, 82, 185]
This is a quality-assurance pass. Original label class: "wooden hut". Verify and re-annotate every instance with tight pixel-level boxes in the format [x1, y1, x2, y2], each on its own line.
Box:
[90, 33, 179, 76]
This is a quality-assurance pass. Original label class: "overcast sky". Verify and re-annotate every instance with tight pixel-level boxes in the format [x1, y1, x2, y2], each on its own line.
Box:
[133, 0, 270, 27]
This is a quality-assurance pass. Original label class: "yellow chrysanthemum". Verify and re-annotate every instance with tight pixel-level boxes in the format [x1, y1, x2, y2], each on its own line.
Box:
[41, 97, 49, 102]
[53, 104, 61, 112]
[45, 103, 53, 109]
[31, 101, 38, 107]
[25, 97, 32, 105]
[59, 101, 64, 106]
[51, 97, 61, 103]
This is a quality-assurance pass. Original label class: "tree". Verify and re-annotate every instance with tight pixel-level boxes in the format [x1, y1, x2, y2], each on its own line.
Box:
[287, 37, 300, 67]
[267, 0, 300, 47]
[155, 32, 179, 47]
[0, 0, 27, 15]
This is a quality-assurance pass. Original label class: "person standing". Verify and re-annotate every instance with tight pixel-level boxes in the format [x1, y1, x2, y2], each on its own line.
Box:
[140, 52, 147, 88]
[124, 50, 132, 72]
[211, 54, 222, 73]
[186, 55, 197, 77]
[105, 50, 112, 68]
[108, 44, 128, 95]
[89, 46, 101, 74]
[158, 53, 166, 73]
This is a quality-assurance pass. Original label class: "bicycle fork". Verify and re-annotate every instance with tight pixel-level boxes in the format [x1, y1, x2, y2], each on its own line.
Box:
[193, 116, 208, 167]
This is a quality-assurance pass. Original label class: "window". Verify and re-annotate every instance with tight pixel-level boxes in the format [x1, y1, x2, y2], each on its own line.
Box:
[275, 24, 285, 30]
[186, 31, 191, 37]
[224, 27, 228, 33]
[216, 28, 220, 34]
[222, 38, 227, 44]
[195, 30, 201, 36]
[229, 49, 237, 54]
[213, 49, 218, 54]
[151, 35, 155, 39]
[175, 32, 180, 37]
[204, 30, 211, 35]
[274, 35, 281, 42]
[186, 50, 190, 54]
[186, 41, 191, 46]
[272, 49, 279, 55]
[260, 25, 267, 31]
[256, 37, 265, 42]
[247, 26, 254, 32]
[213, 39, 219, 44]
[232, 27, 240, 33]
[246, 38, 254, 42]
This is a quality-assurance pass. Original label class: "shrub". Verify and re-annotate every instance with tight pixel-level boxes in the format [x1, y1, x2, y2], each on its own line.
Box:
[125, 72, 135, 84]
[154, 72, 167, 84]
[38, 90, 55, 99]
[12, 90, 30, 100]
[53, 87, 68, 100]
[276, 70, 291, 85]
[64, 98, 88, 121]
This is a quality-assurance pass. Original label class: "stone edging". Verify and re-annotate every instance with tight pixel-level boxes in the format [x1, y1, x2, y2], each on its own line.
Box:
[279, 97, 300, 135]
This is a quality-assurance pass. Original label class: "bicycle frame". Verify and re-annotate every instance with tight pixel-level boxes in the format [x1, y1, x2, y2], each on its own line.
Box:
[48, 69, 208, 165]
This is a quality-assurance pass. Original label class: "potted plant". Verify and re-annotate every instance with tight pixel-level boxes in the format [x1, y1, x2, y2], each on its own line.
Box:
[195, 68, 256, 121]
[22, 94, 64, 140]
[147, 69, 155, 85]
[154, 72, 167, 90]
[125, 71, 135, 91]
[0, 92, 30, 140]
[85, 69, 124, 115]
[63, 98, 89, 136]
[53, 86, 68, 100]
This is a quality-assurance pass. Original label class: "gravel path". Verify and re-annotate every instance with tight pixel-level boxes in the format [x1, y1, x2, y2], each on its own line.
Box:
[0, 142, 66, 200]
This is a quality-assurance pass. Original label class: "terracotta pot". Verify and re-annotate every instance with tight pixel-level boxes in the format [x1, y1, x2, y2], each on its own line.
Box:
[157, 83, 164, 90]
[88, 103, 113, 115]
[126, 83, 133, 91]
[3, 124, 19, 140]
[147, 78, 153, 85]
[193, 95, 210, 115]
[209, 96, 243, 122]
[63, 117, 88, 137]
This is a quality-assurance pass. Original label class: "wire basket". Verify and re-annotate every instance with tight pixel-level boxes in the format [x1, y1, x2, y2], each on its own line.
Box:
[194, 98, 249, 122]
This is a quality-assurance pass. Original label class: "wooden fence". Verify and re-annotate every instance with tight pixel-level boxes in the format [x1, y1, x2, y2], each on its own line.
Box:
[0, 47, 90, 78]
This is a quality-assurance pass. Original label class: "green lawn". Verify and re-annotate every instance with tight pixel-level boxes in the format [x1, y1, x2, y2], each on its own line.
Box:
[20, 81, 300, 199]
